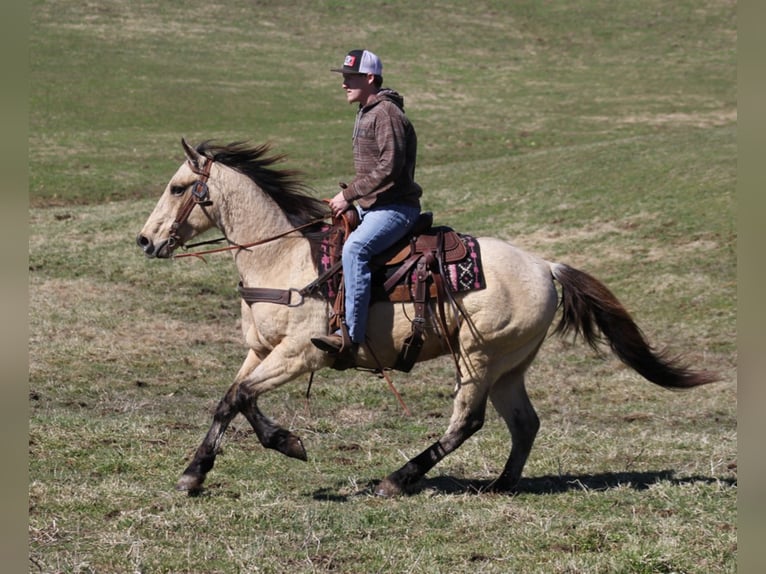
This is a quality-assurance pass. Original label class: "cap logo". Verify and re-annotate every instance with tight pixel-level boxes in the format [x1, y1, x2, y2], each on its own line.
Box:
[343, 55, 357, 68]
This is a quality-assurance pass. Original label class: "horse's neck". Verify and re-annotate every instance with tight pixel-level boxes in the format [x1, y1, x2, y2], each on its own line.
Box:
[217, 177, 315, 287]
[234, 238, 313, 288]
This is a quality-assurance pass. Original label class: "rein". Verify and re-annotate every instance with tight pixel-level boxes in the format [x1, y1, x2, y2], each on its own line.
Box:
[173, 218, 328, 261]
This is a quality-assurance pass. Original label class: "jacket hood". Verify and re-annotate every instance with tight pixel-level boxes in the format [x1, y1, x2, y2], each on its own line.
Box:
[366, 88, 405, 111]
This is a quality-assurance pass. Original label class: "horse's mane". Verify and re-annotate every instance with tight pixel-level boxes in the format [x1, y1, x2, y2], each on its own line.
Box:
[196, 140, 330, 230]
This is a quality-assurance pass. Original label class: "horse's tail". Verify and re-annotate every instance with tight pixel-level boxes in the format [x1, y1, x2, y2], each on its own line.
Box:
[549, 263, 717, 389]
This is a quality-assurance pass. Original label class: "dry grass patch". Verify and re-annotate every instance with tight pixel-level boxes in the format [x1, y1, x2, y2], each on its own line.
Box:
[29, 276, 241, 378]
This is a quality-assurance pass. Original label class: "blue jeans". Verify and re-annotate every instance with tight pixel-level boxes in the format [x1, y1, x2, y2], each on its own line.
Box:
[342, 204, 421, 344]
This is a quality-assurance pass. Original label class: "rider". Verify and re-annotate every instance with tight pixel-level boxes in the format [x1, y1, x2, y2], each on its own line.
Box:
[311, 49, 423, 357]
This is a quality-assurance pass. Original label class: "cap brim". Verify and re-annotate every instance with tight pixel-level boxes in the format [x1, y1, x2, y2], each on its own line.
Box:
[330, 67, 366, 74]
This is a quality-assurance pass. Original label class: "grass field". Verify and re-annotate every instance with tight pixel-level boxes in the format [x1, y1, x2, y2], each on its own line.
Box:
[29, 1, 736, 572]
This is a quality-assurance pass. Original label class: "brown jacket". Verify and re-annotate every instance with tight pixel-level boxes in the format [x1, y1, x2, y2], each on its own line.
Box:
[341, 89, 422, 210]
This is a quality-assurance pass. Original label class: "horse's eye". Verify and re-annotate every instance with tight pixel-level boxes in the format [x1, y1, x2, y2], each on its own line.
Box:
[170, 185, 187, 196]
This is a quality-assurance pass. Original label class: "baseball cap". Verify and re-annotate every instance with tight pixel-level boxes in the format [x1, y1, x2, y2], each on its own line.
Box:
[330, 49, 383, 76]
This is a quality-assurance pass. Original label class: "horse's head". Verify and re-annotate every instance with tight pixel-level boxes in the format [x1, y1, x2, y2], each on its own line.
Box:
[137, 138, 219, 258]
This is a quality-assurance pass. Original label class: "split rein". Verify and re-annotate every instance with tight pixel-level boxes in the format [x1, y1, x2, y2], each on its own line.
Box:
[173, 218, 328, 262]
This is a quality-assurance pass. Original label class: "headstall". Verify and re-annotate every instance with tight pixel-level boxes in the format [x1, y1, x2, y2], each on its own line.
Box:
[168, 158, 214, 248]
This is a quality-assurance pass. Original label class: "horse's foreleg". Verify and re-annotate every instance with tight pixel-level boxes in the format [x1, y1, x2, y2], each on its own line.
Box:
[234, 347, 321, 461]
[487, 371, 540, 492]
[176, 349, 262, 493]
[237, 394, 307, 461]
[375, 383, 489, 497]
[176, 382, 240, 493]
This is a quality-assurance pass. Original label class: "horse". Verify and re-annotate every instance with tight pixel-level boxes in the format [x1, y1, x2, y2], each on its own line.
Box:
[136, 138, 716, 497]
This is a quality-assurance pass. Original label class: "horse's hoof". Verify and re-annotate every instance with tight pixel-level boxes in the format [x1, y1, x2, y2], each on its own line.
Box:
[487, 475, 519, 494]
[176, 473, 204, 494]
[284, 435, 308, 461]
[374, 477, 403, 498]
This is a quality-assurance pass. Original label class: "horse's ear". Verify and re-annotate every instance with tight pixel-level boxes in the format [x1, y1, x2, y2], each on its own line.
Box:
[181, 137, 201, 165]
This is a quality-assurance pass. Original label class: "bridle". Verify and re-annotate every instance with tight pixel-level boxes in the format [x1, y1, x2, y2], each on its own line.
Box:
[168, 158, 214, 250]
[169, 156, 330, 260]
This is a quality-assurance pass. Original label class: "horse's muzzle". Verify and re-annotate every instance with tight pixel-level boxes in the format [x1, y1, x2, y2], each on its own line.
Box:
[136, 233, 172, 258]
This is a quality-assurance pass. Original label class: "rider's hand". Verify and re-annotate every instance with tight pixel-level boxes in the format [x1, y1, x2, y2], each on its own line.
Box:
[328, 190, 351, 217]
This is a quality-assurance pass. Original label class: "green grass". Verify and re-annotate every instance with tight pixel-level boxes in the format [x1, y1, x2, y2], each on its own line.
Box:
[29, 0, 736, 572]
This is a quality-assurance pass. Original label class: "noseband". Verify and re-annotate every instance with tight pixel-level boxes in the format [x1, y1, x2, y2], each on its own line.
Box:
[168, 158, 214, 248]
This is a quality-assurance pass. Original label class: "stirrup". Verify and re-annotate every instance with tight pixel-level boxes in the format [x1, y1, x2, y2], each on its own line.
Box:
[311, 333, 345, 354]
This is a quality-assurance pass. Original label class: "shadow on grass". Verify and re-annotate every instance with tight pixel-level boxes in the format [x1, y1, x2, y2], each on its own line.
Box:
[311, 470, 736, 501]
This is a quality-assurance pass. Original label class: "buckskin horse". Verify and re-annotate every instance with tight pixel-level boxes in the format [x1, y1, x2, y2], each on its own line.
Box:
[136, 139, 715, 497]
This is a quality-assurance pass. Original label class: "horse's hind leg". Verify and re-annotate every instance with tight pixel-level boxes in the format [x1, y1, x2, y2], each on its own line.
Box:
[375, 378, 490, 497]
[487, 369, 540, 492]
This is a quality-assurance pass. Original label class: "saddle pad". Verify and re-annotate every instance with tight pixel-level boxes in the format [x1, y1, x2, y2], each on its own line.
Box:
[372, 234, 485, 303]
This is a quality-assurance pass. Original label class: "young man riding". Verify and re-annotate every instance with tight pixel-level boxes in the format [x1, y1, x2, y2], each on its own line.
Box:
[311, 49, 423, 358]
